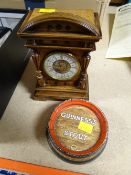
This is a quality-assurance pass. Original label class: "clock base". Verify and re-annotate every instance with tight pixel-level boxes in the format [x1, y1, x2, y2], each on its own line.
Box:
[33, 84, 89, 101]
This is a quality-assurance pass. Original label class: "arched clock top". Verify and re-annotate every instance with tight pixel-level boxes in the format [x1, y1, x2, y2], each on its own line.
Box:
[18, 12, 100, 36]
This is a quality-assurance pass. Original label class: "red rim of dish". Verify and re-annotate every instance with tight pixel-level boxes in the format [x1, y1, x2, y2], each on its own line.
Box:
[48, 99, 108, 156]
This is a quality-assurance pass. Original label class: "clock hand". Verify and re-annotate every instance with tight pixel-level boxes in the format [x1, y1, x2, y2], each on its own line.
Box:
[60, 53, 63, 60]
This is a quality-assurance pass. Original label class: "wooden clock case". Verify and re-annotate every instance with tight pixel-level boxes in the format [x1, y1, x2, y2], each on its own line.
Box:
[17, 9, 102, 100]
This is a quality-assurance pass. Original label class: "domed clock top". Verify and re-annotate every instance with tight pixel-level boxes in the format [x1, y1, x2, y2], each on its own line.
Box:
[18, 8, 101, 38]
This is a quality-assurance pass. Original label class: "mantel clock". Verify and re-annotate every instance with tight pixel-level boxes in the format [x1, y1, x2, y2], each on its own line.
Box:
[17, 8, 102, 100]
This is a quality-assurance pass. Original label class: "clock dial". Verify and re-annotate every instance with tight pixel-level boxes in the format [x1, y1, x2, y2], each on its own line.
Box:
[43, 52, 80, 80]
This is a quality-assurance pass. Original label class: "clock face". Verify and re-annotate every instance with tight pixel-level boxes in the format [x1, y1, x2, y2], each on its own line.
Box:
[43, 52, 80, 80]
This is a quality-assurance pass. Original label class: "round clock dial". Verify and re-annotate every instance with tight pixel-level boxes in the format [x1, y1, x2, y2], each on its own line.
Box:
[43, 52, 80, 80]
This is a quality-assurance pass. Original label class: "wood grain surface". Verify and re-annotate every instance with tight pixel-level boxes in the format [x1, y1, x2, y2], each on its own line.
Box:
[55, 105, 101, 151]
[28, 9, 95, 25]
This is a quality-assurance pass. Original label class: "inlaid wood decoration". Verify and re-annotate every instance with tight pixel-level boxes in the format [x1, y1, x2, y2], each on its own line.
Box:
[17, 8, 102, 100]
[47, 99, 108, 163]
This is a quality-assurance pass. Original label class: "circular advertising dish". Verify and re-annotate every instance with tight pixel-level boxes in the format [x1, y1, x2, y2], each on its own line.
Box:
[47, 99, 108, 163]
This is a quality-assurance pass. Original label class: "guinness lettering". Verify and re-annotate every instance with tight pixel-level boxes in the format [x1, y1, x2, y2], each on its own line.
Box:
[64, 130, 88, 141]
[61, 112, 96, 125]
